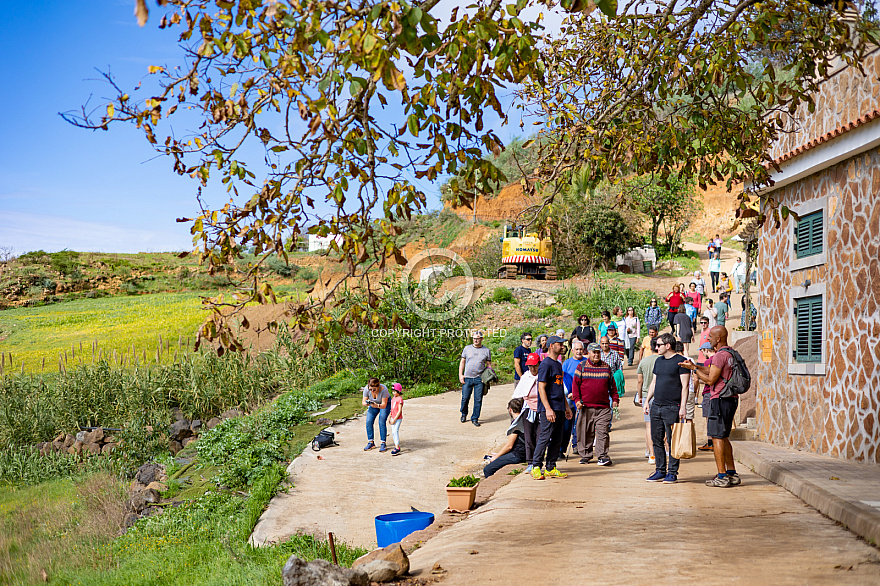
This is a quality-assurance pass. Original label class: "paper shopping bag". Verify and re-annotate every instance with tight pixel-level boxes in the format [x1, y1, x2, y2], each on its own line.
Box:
[671, 420, 697, 460]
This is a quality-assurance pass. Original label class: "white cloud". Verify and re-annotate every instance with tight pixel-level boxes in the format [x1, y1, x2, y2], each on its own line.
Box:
[0, 211, 192, 254]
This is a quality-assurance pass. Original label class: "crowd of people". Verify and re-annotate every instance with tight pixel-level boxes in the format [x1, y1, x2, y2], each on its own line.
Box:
[361, 247, 747, 489]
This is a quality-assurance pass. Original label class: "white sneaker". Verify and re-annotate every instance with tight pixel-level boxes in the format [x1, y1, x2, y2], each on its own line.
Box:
[645, 450, 650, 458]
[648, 457, 656, 464]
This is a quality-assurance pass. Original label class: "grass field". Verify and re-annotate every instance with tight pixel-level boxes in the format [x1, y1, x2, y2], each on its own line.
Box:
[0, 293, 207, 374]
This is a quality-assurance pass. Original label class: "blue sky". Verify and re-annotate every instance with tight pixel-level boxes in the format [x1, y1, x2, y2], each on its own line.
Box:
[0, 1, 203, 253]
[0, 1, 558, 255]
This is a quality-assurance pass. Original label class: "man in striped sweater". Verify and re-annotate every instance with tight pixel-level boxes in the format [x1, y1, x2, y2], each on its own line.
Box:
[572, 342, 619, 466]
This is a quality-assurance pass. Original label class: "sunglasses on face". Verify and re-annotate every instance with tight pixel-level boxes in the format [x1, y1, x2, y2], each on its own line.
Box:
[524, 337, 532, 341]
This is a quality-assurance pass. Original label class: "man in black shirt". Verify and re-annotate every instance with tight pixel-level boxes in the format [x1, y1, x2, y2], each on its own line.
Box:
[531, 336, 573, 480]
[643, 332, 690, 484]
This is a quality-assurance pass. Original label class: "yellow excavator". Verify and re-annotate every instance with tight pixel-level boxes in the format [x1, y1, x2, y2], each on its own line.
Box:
[497, 225, 556, 280]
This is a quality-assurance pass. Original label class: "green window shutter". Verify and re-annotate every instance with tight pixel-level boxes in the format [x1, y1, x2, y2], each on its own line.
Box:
[795, 295, 823, 363]
[796, 211, 823, 259]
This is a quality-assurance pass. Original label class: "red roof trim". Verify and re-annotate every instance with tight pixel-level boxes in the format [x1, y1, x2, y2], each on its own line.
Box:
[769, 109, 880, 167]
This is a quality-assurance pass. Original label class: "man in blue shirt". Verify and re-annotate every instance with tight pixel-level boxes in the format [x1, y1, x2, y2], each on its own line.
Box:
[513, 332, 533, 382]
[531, 336, 573, 480]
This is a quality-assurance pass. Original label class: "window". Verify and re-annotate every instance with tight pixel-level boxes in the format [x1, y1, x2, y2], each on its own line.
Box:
[794, 210, 823, 259]
[794, 295, 822, 363]
[788, 284, 825, 375]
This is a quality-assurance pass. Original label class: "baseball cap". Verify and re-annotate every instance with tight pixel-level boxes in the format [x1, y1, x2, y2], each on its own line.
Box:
[699, 342, 713, 350]
[587, 342, 601, 352]
[525, 353, 541, 366]
[547, 335, 565, 345]
[392, 382, 403, 392]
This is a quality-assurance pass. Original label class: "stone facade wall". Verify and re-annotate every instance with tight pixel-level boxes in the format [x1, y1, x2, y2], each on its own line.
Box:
[756, 147, 880, 461]
[768, 51, 880, 162]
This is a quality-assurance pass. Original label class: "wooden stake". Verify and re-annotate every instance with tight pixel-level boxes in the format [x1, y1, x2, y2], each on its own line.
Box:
[328, 532, 338, 565]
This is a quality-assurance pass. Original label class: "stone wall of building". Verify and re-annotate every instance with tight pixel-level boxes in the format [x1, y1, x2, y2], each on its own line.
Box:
[768, 51, 880, 163]
[756, 147, 880, 462]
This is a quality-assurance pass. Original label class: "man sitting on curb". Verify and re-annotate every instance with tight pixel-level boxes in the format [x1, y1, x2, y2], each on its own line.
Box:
[530, 336, 573, 480]
[572, 342, 617, 466]
[483, 398, 527, 478]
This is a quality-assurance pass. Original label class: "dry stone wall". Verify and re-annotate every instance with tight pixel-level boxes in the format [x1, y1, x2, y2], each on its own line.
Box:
[757, 147, 880, 462]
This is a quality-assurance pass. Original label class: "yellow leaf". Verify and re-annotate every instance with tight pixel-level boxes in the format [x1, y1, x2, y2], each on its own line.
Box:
[106, 103, 115, 118]
[148, 65, 164, 74]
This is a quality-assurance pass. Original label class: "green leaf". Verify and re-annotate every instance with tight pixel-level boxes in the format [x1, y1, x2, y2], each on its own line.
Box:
[407, 115, 419, 137]
[362, 33, 378, 54]
[597, 0, 617, 17]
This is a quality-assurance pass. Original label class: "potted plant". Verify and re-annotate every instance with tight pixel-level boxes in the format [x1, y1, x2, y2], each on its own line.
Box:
[446, 475, 480, 511]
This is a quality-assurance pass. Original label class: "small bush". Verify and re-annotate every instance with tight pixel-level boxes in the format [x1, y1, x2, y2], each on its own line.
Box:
[297, 267, 318, 282]
[266, 256, 299, 278]
[489, 287, 515, 304]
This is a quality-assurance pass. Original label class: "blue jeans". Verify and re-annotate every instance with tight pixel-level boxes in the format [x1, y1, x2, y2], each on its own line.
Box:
[366, 406, 390, 442]
[461, 377, 484, 422]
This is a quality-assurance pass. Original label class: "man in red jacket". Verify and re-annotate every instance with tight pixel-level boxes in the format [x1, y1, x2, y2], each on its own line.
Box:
[572, 342, 618, 466]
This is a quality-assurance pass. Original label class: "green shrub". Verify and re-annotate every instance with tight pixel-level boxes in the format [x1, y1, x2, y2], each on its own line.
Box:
[297, 267, 318, 282]
[489, 287, 515, 304]
[466, 234, 503, 279]
[266, 256, 299, 277]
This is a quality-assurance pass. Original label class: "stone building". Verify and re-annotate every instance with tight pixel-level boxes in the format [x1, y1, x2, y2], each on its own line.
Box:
[753, 49, 880, 462]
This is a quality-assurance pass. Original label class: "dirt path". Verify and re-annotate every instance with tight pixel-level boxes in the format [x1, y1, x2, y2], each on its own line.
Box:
[250, 383, 518, 549]
[406, 366, 880, 584]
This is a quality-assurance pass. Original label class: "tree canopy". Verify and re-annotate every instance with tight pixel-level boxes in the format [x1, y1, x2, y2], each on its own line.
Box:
[66, 0, 879, 350]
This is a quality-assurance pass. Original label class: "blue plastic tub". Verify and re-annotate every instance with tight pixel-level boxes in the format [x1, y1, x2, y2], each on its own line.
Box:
[375, 511, 435, 547]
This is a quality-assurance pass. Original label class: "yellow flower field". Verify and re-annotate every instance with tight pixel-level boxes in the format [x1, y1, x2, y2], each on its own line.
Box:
[0, 293, 208, 374]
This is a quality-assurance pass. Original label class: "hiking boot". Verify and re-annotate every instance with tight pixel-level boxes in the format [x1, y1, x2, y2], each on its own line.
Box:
[364, 441, 375, 451]
[531, 467, 545, 480]
[460, 414, 467, 423]
[472, 420, 481, 427]
[579, 457, 591, 464]
[646, 471, 666, 482]
[706, 475, 731, 487]
[698, 442, 714, 451]
[728, 473, 742, 486]
[597, 456, 612, 466]
[545, 468, 568, 479]
[663, 474, 678, 484]
[379, 442, 387, 452]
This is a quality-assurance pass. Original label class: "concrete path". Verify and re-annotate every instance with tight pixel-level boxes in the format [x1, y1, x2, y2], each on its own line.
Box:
[736, 440, 880, 546]
[250, 383, 517, 549]
[407, 368, 880, 583]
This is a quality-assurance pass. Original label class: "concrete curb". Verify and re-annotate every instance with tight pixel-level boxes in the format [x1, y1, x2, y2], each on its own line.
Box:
[735, 442, 880, 546]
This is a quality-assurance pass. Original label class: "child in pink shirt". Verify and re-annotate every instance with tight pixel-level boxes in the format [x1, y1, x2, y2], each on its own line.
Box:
[388, 383, 405, 455]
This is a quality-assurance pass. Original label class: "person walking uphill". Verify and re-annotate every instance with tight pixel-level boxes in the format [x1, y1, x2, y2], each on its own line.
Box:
[572, 342, 617, 466]
[459, 331, 493, 427]
[530, 336, 573, 480]
[644, 333, 690, 483]
[363, 378, 391, 452]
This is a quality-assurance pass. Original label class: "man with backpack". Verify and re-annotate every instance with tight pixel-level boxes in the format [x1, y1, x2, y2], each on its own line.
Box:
[688, 326, 750, 488]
